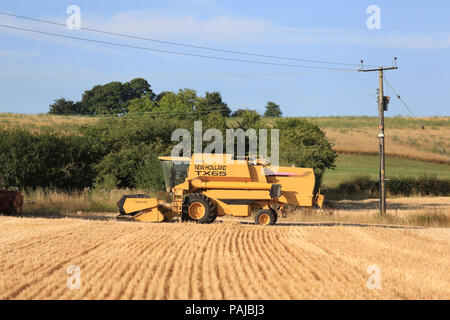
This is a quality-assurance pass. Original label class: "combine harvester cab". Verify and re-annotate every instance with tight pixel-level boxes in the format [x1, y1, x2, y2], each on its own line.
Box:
[117, 154, 324, 225]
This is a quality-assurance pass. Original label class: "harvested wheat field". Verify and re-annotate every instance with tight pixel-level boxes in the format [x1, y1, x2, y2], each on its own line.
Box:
[0, 216, 449, 300]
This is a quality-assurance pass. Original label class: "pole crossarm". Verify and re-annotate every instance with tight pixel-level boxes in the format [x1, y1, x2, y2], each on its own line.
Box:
[358, 67, 398, 72]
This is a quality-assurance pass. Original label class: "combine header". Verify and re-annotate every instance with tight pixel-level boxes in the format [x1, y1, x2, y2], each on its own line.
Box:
[117, 154, 323, 225]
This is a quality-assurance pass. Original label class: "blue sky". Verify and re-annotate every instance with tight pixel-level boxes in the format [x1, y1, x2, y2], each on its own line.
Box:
[0, 0, 449, 116]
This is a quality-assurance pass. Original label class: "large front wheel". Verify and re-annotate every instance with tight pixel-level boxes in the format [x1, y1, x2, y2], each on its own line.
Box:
[182, 194, 217, 224]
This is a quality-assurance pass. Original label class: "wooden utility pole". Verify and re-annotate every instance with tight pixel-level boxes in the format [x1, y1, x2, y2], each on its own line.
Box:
[358, 64, 398, 215]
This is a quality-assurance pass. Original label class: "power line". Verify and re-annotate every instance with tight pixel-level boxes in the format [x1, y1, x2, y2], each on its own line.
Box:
[346, 72, 378, 99]
[347, 72, 376, 88]
[0, 11, 378, 68]
[122, 106, 232, 117]
[384, 75, 448, 159]
[0, 106, 234, 122]
[0, 23, 359, 71]
[97, 107, 233, 120]
[76, 106, 233, 119]
[0, 69, 354, 81]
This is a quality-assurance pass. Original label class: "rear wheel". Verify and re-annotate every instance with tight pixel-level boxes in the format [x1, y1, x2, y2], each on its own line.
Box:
[182, 193, 217, 224]
[254, 209, 277, 226]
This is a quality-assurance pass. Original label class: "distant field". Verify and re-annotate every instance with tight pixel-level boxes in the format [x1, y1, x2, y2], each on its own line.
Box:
[0, 215, 449, 299]
[1, 113, 448, 163]
[0, 113, 95, 134]
[261, 116, 450, 164]
[322, 154, 450, 187]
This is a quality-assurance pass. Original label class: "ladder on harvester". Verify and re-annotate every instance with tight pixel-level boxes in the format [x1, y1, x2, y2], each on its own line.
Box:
[172, 189, 184, 215]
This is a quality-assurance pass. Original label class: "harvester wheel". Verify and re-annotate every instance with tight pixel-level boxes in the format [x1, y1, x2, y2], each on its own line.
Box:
[255, 209, 277, 226]
[182, 193, 217, 224]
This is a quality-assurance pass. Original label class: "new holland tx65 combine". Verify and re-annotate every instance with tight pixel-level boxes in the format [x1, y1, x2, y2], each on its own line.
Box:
[117, 154, 323, 226]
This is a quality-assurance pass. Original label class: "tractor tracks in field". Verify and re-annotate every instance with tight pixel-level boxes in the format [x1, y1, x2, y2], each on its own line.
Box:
[239, 220, 425, 229]
[2, 221, 145, 299]
[1, 217, 448, 299]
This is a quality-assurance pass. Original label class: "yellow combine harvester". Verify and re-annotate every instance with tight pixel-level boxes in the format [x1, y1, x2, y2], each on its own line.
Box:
[117, 154, 324, 225]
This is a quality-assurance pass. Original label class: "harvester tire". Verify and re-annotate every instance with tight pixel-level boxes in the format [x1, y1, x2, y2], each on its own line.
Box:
[255, 209, 277, 226]
[182, 193, 217, 224]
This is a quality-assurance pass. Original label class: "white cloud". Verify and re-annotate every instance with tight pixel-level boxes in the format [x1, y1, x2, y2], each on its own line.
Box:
[85, 10, 271, 44]
[271, 27, 450, 49]
[2, 9, 450, 50]
[82, 10, 450, 49]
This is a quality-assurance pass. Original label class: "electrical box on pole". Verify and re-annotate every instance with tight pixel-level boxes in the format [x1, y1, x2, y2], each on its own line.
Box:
[383, 96, 390, 111]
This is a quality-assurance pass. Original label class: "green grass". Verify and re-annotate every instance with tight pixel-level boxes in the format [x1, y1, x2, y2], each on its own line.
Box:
[322, 154, 450, 187]
[3, 113, 449, 132]
[254, 115, 450, 129]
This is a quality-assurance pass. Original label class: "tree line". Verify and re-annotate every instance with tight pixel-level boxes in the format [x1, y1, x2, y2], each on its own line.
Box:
[0, 113, 335, 192]
[49, 78, 283, 118]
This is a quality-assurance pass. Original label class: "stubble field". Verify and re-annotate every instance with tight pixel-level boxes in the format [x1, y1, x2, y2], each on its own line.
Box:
[0, 215, 449, 300]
